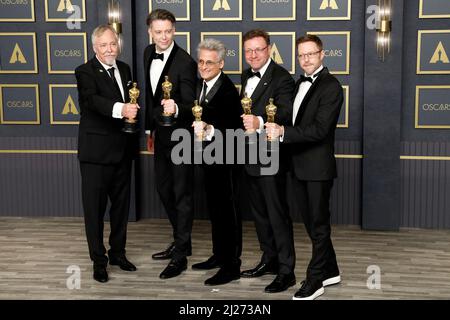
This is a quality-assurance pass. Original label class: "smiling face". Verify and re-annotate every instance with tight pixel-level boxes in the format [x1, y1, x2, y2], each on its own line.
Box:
[297, 41, 325, 76]
[244, 36, 271, 71]
[148, 19, 175, 52]
[93, 29, 119, 66]
[197, 49, 224, 82]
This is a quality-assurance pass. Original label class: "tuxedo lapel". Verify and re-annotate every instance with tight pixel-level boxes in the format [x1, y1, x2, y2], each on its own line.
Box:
[145, 45, 155, 96]
[196, 80, 203, 102]
[294, 68, 329, 125]
[92, 57, 123, 101]
[204, 73, 223, 105]
[117, 62, 130, 101]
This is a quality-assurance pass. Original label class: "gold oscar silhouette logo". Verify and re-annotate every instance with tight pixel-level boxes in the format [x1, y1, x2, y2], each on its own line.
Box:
[61, 94, 79, 115]
[320, 0, 339, 10]
[429, 41, 450, 64]
[57, 0, 75, 13]
[9, 43, 27, 64]
[270, 43, 284, 64]
[213, 0, 231, 11]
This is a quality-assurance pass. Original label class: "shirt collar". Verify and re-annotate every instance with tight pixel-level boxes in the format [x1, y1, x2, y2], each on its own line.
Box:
[251, 58, 271, 78]
[305, 65, 324, 82]
[155, 41, 174, 61]
[96, 56, 118, 72]
[204, 72, 221, 90]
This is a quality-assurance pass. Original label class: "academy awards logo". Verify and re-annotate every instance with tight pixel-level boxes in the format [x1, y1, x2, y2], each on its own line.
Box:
[270, 43, 284, 65]
[0, 0, 35, 22]
[417, 30, 450, 74]
[0, 33, 37, 73]
[57, 0, 74, 13]
[430, 42, 449, 64]
[49, 85, 80, 124]
[307, 0, 350, 20]
[9, 43, 27, 64]
[320, 0, 338, 10]
[213, 0, 230, 11]
[201, 0, 241, 21]
[0, 84, 40, 124]
[61, 95, 78, 115]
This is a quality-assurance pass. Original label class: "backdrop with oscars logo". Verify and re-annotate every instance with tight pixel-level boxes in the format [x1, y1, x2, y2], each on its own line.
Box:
[0, 0, 449, 230]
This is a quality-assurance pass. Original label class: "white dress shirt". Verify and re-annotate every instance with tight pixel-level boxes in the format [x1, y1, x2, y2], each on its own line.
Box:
[291, 65, 324, 125]
[146, 42, 177, 135]
[96, 56, 125, 119]
[244, 58, 272, 132]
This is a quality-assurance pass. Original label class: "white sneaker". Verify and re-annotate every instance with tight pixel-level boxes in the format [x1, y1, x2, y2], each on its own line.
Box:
[322, 275, 341, 287]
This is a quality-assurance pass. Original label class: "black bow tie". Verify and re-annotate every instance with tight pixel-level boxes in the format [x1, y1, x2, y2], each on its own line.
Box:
[152, 52, 164, 61]
[251, 71, 261, 78]
[300, 75, 313, 83]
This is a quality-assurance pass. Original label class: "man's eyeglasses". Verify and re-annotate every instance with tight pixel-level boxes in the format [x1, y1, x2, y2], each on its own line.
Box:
[198, 60, 221, 67]
[297, 51, 321, 60]
[244, 46, 268, 55]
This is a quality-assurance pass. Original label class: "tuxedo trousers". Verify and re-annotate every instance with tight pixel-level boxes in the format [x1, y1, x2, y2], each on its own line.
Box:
[290, 176, 339, 282]
[80, 157, 132, 266]
[203, 164, 242, 268]
[154, 145, 193, 260]
[246, 172, 295, 275]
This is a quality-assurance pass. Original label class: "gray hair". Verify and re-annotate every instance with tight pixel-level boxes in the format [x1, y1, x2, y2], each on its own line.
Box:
[197, 38, 226, 61]
[91, 25, 119, 47]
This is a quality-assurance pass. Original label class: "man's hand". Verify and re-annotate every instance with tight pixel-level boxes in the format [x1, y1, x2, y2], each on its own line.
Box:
[146, 133, 155, 153]
[265, 122, 283, 140]
[192, 121, 207, 136]
[161, 99, 176, 115]
[241, 114, 260, 131]
[122, 103, 139, 119]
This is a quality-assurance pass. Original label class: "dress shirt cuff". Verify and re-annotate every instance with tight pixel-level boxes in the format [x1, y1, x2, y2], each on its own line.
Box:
[256, 116, 264, 134]
[279, 126, 285, 143]
[145, 130, 151, 136]
[112, 102, 125, 119]
[205, 125, 215, 141]
[174, 103, 179, 118]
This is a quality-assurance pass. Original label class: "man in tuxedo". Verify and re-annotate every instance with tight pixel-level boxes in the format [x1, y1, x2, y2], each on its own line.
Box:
[265, 34, 343, 300]
[144, 9, 197, 279]
[75, 25, 138, 283]
[191, 38, 243, 285]
[239, 29, 297, 293]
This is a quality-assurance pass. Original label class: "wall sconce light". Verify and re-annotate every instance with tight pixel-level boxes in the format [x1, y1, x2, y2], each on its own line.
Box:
[108, 0, 122, 46]
[376, 0, 392, 62]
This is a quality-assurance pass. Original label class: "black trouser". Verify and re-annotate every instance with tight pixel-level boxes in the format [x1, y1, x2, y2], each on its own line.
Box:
[291, 177, 339, 282]
[80, 158, 132, 266]
[155, 145, 193, 260]
[204, 164, 242, 269]
[246, 172, 295, 275]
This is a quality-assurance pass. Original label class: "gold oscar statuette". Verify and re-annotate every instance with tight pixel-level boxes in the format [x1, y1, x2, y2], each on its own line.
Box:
[122, 82, 139, 134]
[265, 98, 278, 151]
[241, 92, 255, 134]
[160, 75, 175, 126]
[192, 100, 205, 142]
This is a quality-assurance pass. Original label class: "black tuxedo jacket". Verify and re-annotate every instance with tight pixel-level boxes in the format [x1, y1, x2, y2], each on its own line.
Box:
[75, 57, 138, 165]
[197, 72, 242, 147]
[283, 67, 343, 181]
[143, 42, 197, 148]
[240, 60, 295, 176]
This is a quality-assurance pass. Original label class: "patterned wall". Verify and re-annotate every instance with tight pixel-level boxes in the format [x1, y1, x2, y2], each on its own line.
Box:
[0, 1, 449, 229]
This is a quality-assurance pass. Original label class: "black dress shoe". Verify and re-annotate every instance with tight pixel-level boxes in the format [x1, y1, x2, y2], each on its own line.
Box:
[109, 256, 137, 271]
[204, 267, 240, 286]
[241, 261, 278, 278]
[264, 273, 296, 293]
[152, 242, 175, 260]
[292, 279, 324, 300]
[93, 265, 108, 283]
[159, 258, 187, 279]
[192, 255, 223, 270]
